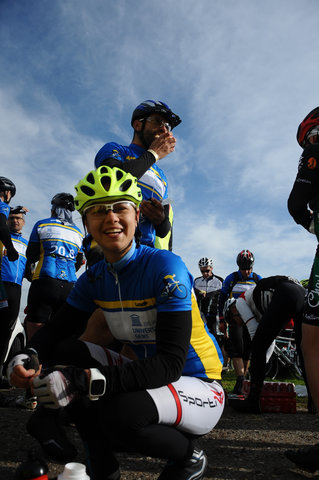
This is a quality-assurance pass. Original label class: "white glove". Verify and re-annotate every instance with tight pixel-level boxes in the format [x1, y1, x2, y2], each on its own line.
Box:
[32, 366, 89, 409]
[33, 370, 74, 409]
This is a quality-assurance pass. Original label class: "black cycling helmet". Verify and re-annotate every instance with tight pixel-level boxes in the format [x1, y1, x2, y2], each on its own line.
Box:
[131, 100, 181, 130]
[237, 249, 254, 269]
[51, 192, 75, 211]
[297, 107, 319, 147]
[10, 206, 26, 215]
[0, 176, 16, 198]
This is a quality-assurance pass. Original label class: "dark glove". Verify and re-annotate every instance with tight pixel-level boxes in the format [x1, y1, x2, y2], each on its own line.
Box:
[32, 366, 89, 409]
[6, 246, 19, 261]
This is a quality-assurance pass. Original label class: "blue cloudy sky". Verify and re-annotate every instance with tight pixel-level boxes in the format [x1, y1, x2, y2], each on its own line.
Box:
[1, 0, 318, 312]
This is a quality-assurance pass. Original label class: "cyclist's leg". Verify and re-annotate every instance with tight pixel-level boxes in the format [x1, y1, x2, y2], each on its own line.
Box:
[228, 323, 246, 392]
[0, 282, 21, 364]
[75, 377, 224, 478]
[26, 278, 73, 339]
[302, 249, 319, 412]
[250, 281, 304, 393]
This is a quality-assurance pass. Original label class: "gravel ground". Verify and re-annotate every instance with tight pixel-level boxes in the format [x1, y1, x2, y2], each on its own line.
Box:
[0, 388, 318, 480]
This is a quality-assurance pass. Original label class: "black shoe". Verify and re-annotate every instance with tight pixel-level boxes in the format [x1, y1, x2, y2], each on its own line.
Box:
[228, 395, 261, 414]
[285, 444, 319, 473]
[26, 408, 77, 462]
[158, 448, 207, 479]
[232, 376, 244, 395]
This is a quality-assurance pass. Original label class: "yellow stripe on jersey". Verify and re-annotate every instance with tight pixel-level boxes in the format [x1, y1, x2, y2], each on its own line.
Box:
[38, 222, 83, 235]
[41, 238, 82, 248]
[190, 293, 223, 380]
[94, 297, 157, 310]
[33, 243, 45, 281]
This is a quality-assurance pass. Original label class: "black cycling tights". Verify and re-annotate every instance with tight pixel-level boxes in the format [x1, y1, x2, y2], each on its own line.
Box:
[249, 280, 304, 394]
[67, 391, 194, 478]
[57, 340, 195, 479]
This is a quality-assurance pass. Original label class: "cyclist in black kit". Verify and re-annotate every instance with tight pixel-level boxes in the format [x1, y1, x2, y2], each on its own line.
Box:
[223, 276, 306, 413]
[194, 257, 223, 336]
[286, 107, 319, 472]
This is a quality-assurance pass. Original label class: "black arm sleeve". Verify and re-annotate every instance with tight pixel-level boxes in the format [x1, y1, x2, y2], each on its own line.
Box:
[154, 204, 171, 238]
[75, 252, 84, 272]
[26, 241, 40, 264]
[99, 151, 157, 179]
[28, 302, 92, 364]
[99, 310, 192, 394]
[288, 145, 319, 230]
[0, 213, 15, 250]
[218, 291, 229, 317]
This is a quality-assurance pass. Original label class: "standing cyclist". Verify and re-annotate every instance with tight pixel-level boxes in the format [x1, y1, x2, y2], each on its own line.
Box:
[95, 100, 181, 249]
[194, 257, 223, 337]
[8, 166, 224, 480]
[218, 250, 262, 394]
[0, 177, 19, 362]
[0, 206, 29, 366]
[286, 107, 319, 472]
[25, 193, 84, 339]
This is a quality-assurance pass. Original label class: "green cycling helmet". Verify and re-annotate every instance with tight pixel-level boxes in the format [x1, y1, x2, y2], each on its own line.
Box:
[74, 166, 143, 214]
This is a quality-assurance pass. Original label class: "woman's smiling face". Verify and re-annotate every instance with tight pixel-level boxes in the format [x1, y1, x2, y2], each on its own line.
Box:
[84, 200, 139, 263]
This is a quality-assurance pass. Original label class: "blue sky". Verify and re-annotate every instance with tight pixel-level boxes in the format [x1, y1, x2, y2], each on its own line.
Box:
[1, 0, 318, 313]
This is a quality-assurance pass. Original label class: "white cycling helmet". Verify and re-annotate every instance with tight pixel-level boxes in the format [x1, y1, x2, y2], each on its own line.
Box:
[223, 298, 236, 322]
[198, 257, 213, 268]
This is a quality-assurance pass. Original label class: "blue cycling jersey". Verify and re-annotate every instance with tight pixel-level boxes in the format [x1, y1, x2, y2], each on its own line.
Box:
[0, 200, 10, 219]
[67, 241, 223, 380]
[95, 142, 169, 247]
[0, 232, 28, 285]
[221, 270, 262, 298]
[29, 217, 83, 282]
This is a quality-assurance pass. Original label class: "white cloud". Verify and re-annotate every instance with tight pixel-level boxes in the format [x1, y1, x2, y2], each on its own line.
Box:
[1, 0, 317, 317]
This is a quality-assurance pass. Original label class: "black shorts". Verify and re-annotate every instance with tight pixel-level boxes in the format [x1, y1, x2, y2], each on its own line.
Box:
[26, 277, 74, 324]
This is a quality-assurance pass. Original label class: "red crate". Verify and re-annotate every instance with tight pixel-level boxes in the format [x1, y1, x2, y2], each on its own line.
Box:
[260, 395, 296, 414]
[242, 380, 296, 398]
[241, 380, 296, 413]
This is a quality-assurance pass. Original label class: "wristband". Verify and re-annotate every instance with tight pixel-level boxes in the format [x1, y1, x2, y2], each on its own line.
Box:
[88, 368, 106, 401]
[147, 149, 159, 162]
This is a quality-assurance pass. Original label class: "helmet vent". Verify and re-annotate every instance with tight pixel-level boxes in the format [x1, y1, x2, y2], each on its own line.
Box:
[86, 172, 95, 185]
[120, 179, 132, 192]
[116, 170, 124, 180]
[80, 185, 95, 197]
[101, 176, 111, 192]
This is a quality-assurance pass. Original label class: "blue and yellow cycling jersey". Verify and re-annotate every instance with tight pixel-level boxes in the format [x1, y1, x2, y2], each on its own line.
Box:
[0, 200, 10, 219]
[29, 217, 83, 282]
[0, 232, 28, 285]
[95, 142, 169, 247]
[67, 241, 223, 380]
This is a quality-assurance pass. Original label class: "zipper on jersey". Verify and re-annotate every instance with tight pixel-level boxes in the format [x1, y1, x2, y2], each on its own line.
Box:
[108, 265, 124, 312]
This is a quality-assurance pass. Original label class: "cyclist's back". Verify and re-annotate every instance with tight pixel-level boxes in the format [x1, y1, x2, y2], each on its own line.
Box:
[25, 193, 83, 338]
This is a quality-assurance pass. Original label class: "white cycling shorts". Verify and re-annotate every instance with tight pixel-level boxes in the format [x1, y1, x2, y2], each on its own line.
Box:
[83, 341, 225, 436]
[147, 376, 224, 435]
